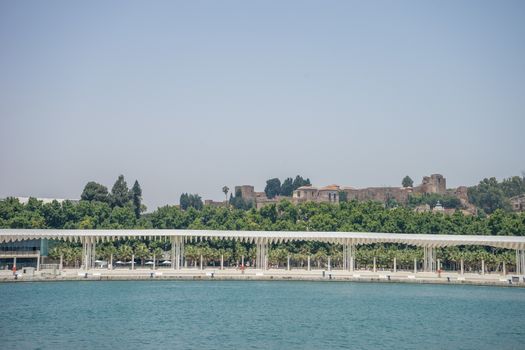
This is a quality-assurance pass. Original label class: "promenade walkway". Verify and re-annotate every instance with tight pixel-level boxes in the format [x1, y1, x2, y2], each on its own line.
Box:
[2, 229, 525, 275]
[1, 267, 523, 287]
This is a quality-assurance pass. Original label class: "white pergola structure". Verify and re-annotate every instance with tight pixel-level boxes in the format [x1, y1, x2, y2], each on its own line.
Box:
[1, 229, 525, 273]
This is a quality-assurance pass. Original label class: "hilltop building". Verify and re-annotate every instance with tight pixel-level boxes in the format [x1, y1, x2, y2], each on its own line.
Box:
[293, 185, 340, 204]
[207, 174, 476, 214]
[510, 194, 525, 212]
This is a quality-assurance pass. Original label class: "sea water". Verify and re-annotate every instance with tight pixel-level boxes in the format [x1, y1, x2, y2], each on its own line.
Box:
[1, 281, 524, 349]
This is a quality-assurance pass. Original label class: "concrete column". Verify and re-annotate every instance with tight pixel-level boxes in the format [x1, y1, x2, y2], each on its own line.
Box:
[257, 243, 260, 269]
[515, 250, 525, 275]
[60, 254, 63, 271]
[256, 242, 260, 269]
[502, 261, 506, 276]
[393, 257, 397, 273]
[307, 255, 311, 271]
[171, 237, 176, 270]
[373, 257, 376, 273]
[343, 243, 350, 271]
[81, 238, 86, 270]
[241, 255, 244, 267]
[153, 254, 156, 270]
[437, 259, 441, 271]
[92, 239, 96, 269]
[109, 254, 113, 270]
[82, 238, 87, 270]
[176, 237, 180, 270]
[221, 254, 224, 270]
[460, 258, 464, 275]
[180, 237, 186, 268]
[342, 244, 347, 270]
[37, 254, 40, 271]
[414, 258, 417, 274]
[80, 238, 87, 270]
[131, 254, 135, 270]
[423, 247, 435, 272]
[423, 247, 427, 271]
[481, 259, 485, 275]
[86, 241, 90, 270]
[287, 255, 290, 271]
[432, 248, 436, 272]
[516, 250, 520, 275]
[200, 255, 203, 270]
[255, 239, 268, 270]
[328, 256, 331, 272]
[13, 257, 17, 268]
[349, 244, 354, 272]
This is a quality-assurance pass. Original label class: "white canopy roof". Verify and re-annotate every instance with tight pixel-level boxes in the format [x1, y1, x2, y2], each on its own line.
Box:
[1, 229, 524, 249]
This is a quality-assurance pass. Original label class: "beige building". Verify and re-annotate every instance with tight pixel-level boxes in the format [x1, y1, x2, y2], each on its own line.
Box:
[293, 185, 340, 204]
[510, 195, 525, 212]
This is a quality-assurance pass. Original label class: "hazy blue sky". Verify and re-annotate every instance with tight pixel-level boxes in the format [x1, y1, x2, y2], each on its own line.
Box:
[1, 1, 524, 210]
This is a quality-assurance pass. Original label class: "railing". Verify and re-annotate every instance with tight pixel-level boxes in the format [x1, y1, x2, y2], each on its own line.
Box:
[0, 250, 40, 257]
[40, 264, 60, 270]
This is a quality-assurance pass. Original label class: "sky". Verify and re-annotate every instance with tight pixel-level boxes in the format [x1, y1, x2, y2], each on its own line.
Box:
[1, 0, 524, 211]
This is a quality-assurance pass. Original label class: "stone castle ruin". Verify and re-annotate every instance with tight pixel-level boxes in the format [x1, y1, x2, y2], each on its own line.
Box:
[208, 174, 476, 214]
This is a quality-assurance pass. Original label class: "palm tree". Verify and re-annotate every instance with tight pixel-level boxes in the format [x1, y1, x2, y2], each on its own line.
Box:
[217, 248, 232, 268]
[184, 246, 199, 267]
[134, 243, 150, 266]
[151, 247, 163, 266]
[222, 186, 229, 202]
[98, 242, 117, 267]
[117, 244, 133, 262]
[314, 248, 327, 268]
[269, 247, 288, 268]
[234, 243, 247, 266]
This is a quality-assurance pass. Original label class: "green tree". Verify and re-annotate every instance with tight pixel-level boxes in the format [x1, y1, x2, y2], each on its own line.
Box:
[292, 175, 311, 190]
[280, 178, 294, 196]
[468, 177, 510, 214]
[134, 242, 150, 265]
[189, 194, 203, 210]
[109, 206, 136, 228]
[180, 193, 203, 210]
[402, 176, 413, 188]
[229, 189, 253, 210]
[500, 175, 525, 198]
[180, 193, 190, 210]
[98, 243, 117, 263]
[117, 244, 133, 262]
[81, 182, 110, 203]
[265, 178, 281, 199]
[130, 180, 143, 218]
[110, 175, 131, 208]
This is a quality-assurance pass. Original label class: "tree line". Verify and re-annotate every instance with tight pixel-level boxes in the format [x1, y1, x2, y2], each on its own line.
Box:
[2, 174, 525, 271]
[2, 194, 523, 234]
[468, 175, 525, 214]
[80, 175, 144, 218]
[2, 189, 524, 271]
[264, 175, 311, 199]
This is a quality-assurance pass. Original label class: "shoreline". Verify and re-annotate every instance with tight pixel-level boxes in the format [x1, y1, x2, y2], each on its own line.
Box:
[1, 269, 524, 288]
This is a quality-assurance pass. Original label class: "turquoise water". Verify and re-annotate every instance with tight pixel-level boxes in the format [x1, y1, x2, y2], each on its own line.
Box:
[1, 281, 524, 349]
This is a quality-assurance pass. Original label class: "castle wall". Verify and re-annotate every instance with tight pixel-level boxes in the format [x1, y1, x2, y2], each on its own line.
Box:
[344, 187, 411, 204]
[235, 185, 256, 201]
